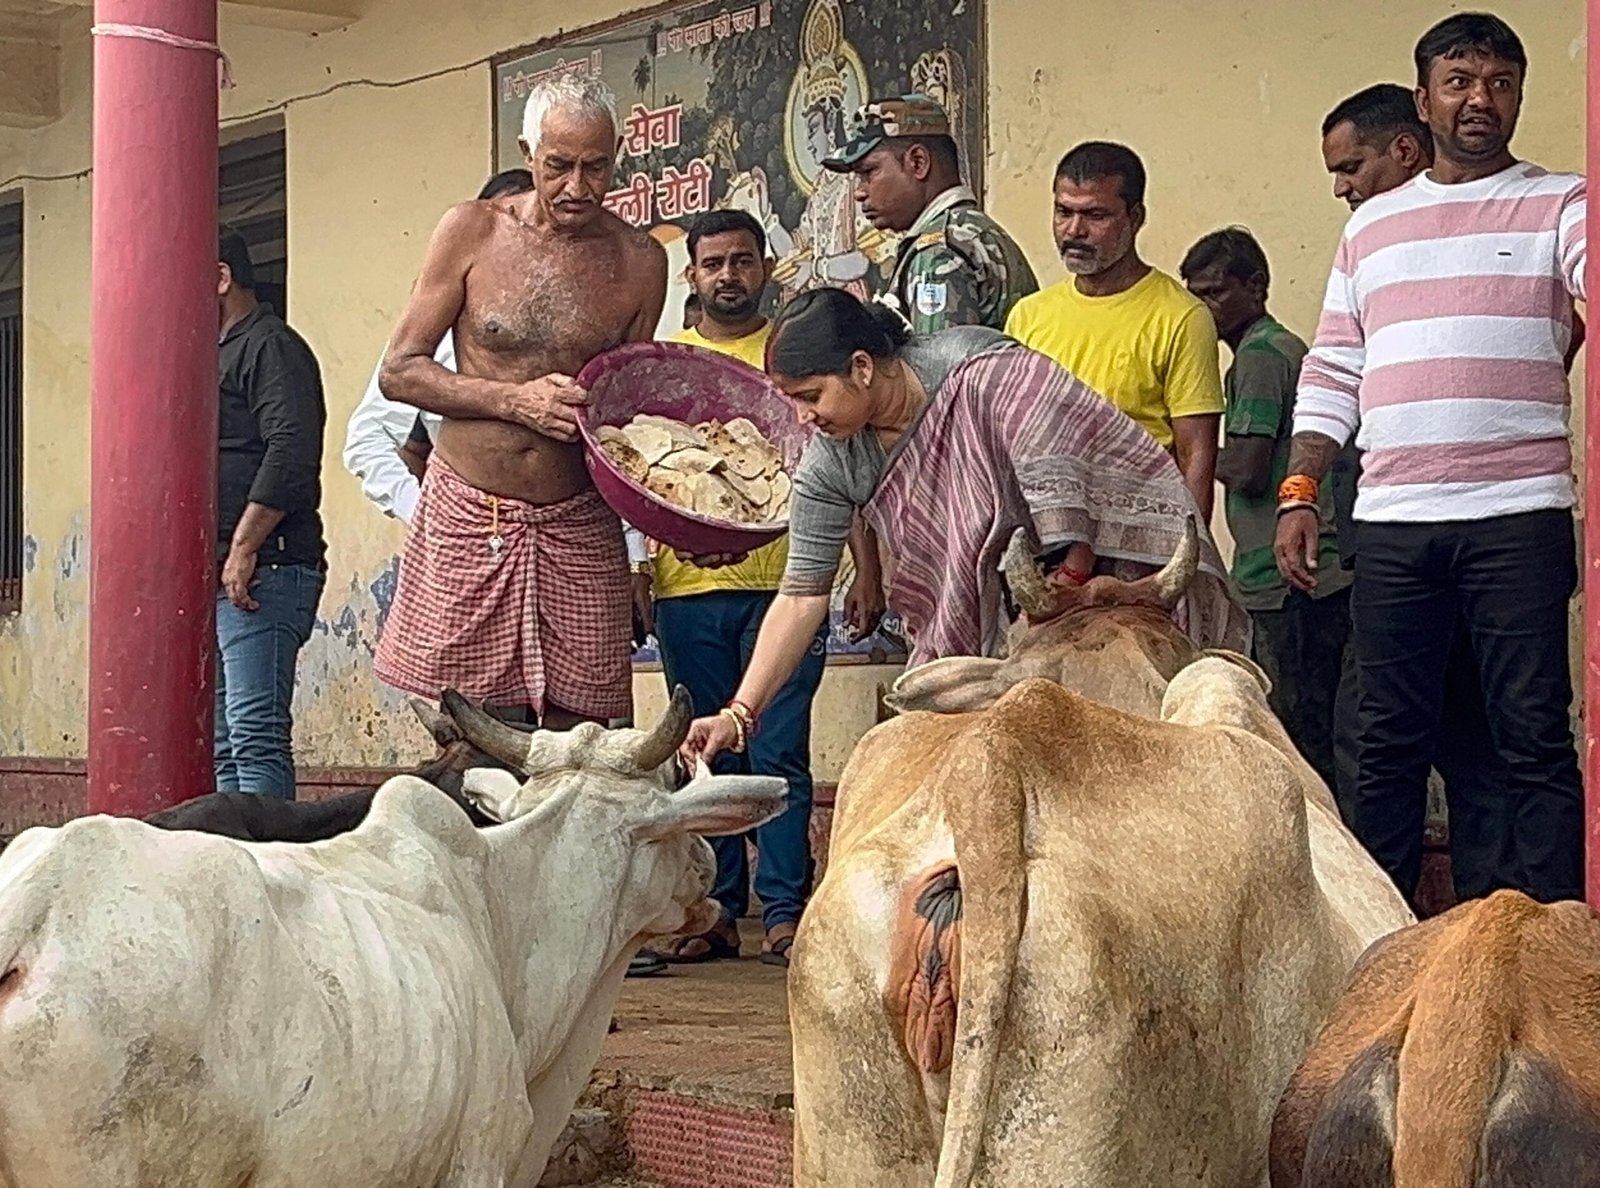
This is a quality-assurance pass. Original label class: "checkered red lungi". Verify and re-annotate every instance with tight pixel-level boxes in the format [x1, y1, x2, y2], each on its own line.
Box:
[373, 455, 634, 719]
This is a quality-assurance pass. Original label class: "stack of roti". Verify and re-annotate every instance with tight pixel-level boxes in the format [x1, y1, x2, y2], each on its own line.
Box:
[596, 414, 792, 525]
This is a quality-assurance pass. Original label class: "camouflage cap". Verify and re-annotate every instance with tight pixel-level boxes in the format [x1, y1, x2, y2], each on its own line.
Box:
[822, 93, 953, 171]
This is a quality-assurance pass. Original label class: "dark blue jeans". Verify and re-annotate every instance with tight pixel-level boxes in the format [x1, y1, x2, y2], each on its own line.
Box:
[214, 562, 325, 798]
[654, 590, 827, 930]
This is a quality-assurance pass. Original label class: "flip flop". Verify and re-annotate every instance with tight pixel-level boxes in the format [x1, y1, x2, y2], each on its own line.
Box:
[759, 934, 796, 968]
[627, 951, 669, 978]
[659, 927, 741, 964]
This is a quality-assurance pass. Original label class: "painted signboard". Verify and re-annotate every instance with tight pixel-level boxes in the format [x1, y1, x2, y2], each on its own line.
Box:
[493, 0, 984, 662]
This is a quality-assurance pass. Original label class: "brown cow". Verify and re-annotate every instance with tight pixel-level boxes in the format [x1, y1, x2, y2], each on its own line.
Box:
[1271, 889, 1600, 1188]
[884, 521, 1208, 716]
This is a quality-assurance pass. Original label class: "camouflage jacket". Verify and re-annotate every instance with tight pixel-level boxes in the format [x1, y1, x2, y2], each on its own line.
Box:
[883, 186, 1040, 334]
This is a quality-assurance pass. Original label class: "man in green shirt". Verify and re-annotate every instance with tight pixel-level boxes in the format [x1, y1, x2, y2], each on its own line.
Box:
[823, 93, 1037, 333]
[1182, 227, 1349, 789]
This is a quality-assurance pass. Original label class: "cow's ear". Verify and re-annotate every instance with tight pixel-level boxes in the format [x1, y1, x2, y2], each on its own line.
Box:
[883, 657, 1004, 714]
[460, 768, 525, 823]
[631, 774, 788, 841]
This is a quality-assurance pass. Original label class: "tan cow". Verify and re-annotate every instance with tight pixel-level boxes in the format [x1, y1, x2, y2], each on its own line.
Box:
[884, 523, 1206, 717]
[790, 649, 1412, 1185]
[1271, 889, 1600, 1188]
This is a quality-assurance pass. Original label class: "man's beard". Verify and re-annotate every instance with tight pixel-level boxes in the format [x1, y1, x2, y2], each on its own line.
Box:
[1058, 244, 1105, 276]
[706, 288, 760, 321]
[1446, 115, 1510, 162]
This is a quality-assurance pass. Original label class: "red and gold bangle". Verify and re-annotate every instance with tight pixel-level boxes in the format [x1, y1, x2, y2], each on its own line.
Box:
[1055, 565, 1093, 586]
[1277, 474, 1320, 506]
[720, 699, 757, 753]
[717, 707, 748, 753]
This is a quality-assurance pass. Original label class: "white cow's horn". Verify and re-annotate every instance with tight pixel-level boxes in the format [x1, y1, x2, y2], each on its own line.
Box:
[1152, 517, 1200, 610]
[1003, 527, 1067, 621]
[632, 685, 694, 772]
[441, 689, 532, 768]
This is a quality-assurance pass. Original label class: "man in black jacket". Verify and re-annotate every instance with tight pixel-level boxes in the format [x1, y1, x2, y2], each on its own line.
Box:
[215, 232, 327, 797]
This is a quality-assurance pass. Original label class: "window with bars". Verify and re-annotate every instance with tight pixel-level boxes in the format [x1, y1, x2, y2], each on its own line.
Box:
[219, 126, 286, 317]
[0, 195, 20, 614]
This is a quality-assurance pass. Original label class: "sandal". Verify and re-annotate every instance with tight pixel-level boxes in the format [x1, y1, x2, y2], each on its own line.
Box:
[759, 925, 798, 968]
[627, 951, 668, 978]
[658, 925, 741, 964]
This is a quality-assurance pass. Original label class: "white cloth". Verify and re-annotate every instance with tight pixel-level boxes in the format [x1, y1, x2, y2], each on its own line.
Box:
[343, 332, 648, 562]
[343, 335, 449, 524]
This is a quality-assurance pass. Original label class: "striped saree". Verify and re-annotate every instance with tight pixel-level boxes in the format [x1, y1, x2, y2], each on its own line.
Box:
[864, 339, 1250, 665]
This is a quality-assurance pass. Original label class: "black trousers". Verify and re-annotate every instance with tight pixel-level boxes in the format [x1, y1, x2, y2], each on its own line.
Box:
[1252, 587, 1351, 794]
[1350, 509, 1582, 905]
[1333, 614, 1513, 901]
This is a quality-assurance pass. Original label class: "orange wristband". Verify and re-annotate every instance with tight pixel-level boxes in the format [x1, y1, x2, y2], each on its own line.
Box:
[1277, 474, 1320, 506]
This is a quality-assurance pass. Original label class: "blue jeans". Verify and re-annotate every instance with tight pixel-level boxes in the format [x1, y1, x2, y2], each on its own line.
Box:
[654, 590, 827, 930]
[214, 562, 325, 798]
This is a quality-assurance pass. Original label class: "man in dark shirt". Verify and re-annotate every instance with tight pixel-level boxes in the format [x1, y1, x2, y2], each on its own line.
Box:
[216, 232, 327, 797]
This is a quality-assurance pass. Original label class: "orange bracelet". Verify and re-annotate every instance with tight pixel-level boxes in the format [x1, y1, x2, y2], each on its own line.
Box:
[1277, 474, 1320, 506]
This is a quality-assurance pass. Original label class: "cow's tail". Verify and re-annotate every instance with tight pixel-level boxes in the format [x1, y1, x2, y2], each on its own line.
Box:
[929, 695, 1032, 1188]
[1389, 894, 1526, 1188]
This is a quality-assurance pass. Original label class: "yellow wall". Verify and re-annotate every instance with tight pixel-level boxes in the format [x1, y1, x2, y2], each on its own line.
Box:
[0, 0, 1587, 771]
[0, 26, 91, 759]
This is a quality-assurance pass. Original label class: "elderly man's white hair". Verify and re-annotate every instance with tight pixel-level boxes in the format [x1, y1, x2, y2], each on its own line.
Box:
[520, 74, 620, 157]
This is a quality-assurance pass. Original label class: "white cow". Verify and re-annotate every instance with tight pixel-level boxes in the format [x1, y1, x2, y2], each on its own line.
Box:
[0, 689, 784, 1188]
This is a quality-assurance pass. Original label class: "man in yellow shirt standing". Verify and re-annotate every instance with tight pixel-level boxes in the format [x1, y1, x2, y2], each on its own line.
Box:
[648, 210, 827, 968]
[1005, 141, 1224, 520]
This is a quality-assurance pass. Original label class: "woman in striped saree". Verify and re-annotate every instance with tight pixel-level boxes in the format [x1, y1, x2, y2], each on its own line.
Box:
[682, 286, 1247, 763]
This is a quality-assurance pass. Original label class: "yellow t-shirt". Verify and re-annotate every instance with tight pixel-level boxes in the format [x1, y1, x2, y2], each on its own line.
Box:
[1003, 269, 1225, 448]
[652, 324, 788, 600]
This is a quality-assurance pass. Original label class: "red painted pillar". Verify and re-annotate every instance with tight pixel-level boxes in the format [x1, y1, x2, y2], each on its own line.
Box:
[1587, 0, 1600, 907]
[87, 0, 219, 815]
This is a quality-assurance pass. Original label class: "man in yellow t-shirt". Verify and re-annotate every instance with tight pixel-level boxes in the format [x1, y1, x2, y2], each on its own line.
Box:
[646, 210, 826, 969]
[1004, 141, 1224, 521]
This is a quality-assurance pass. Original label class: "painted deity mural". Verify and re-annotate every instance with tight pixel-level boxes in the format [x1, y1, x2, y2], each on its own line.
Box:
[494, 0, 984, 661]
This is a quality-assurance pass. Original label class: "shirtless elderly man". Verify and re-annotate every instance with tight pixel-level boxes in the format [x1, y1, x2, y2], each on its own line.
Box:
[376, 76, 666, 728]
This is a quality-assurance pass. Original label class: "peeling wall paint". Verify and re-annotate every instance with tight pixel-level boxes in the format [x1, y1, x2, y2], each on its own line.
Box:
[0, 515, 90, 759]
[295, 560, 418, 769]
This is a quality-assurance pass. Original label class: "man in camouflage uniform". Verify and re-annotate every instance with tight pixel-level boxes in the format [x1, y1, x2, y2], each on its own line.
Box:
[823, 93, 1038, 333]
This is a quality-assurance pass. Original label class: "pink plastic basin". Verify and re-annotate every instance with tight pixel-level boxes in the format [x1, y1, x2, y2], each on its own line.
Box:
[576, 341, 813, 556]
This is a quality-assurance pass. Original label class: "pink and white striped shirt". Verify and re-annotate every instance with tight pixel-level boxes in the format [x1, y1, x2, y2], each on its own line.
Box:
[1295, 161, 1587, 522]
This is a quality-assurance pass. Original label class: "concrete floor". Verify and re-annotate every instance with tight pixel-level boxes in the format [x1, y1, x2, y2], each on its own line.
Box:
[597, 920, 793, 1112]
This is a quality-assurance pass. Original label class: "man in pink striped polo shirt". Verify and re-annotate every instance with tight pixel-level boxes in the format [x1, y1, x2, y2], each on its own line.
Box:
[1275, 12, 1587, 908]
